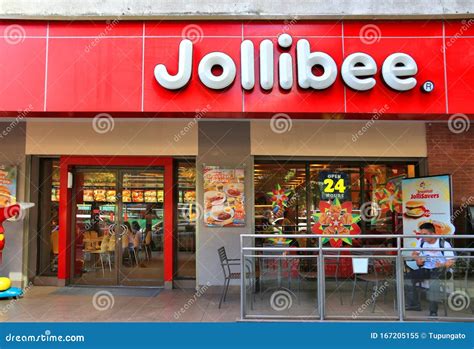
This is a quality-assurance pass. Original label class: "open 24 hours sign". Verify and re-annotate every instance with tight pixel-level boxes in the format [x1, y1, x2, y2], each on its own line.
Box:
[319, 171, 350, 202]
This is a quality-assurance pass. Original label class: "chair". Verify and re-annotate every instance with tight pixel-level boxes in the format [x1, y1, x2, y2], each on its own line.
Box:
[97, 235, 110, 276]
[453, 255, 474, 314]
[107, 235, 116, 269]
[143, 231, 152, 261]
[121, 233, 133, 266]
[90, 231, 100, 250]
[351, 253, 395, 312]
[435, 254, 473, 316]
[404, 256, 454, 317]
[99, 235, 115, 274]
[325, 251, 344, 305]
[217, 246, 241, 308]
[132, 234, 140, 265]
[83, 231, 92, 250]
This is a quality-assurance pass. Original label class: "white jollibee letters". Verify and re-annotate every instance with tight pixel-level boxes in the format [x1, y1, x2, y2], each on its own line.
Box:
[154, 35, 419, 92]
[259, 40, 274, 90]
[198, 52, 236, 90]
[279, 53, 293, 90]
[296, 39, 338, 90]
[382, 53, 418, 91]
[240, 40, 255, 90]
[154, 39, 193, 90]
[341, 52, 378, 91]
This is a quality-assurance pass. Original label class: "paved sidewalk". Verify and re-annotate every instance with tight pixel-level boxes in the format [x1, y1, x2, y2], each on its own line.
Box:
[0, 286, 240, 322]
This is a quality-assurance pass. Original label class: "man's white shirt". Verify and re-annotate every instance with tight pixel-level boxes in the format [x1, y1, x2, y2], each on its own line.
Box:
[415, 238, 454, 269]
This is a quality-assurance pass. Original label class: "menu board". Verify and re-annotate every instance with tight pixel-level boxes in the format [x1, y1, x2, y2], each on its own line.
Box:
[402, 175, 454, 249]
[318, 171, 349, 201]
[203, 166, 245, 227]
[0, 165, 17, 207]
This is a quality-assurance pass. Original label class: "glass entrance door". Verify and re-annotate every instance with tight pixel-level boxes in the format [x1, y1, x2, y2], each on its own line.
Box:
[118, 170, 164, 286]
[71, 168, 164, 286]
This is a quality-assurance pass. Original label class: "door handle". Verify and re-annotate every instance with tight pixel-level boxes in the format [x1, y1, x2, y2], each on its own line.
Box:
[109, 223, 116, 236]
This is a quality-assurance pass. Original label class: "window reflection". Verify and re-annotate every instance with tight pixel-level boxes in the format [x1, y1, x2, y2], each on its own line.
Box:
[36, 159, 60, 276]
[175, 161, 196, 279]
[254, 161, 417, 244]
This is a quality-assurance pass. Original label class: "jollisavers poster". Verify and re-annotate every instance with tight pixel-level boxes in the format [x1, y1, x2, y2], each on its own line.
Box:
[402, 175, 453, 249]
[203, 166, 245, 227]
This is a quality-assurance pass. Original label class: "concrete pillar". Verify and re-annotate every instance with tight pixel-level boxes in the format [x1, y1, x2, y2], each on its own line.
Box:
[196, 121, 253, 286]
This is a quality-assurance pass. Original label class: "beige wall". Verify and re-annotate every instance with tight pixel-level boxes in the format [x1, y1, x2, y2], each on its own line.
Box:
[1, 0, 472, 19]
[251, 120, 427, 158]
[25, 120, 198, 156]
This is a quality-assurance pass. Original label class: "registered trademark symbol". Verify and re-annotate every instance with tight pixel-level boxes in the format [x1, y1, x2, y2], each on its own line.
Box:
[421, 80, 434, 93]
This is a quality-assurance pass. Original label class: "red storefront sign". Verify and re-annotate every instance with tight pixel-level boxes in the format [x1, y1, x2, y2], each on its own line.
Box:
[0, 20, 473, 118]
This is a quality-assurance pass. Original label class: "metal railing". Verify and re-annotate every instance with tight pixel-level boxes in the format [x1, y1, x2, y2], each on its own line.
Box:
[240, 233, 474, 321]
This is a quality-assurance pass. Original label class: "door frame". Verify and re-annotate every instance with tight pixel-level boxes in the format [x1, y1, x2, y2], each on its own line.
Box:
[58, 156, 174, 288]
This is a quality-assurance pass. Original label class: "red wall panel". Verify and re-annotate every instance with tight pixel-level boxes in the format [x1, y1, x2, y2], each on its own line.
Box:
[344, 37, 446, 114]
[0, 20, 472, 118]
[143, 36, 243, 113]
[46, 37, 142, 111]
[445, 38, 474, 114]
[0, 38, 46, 112]
[243, 37, 345, 114]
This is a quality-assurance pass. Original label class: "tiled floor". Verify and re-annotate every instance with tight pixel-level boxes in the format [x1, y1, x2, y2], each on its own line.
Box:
[0, 286, 241, 322]
[1, 284, 472, 322]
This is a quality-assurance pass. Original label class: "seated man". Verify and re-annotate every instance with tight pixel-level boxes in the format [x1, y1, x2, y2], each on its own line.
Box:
[405, 222, 455, 317]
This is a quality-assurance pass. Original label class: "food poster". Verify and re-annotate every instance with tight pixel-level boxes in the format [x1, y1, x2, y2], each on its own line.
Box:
[203, 166, 245, 227]
[0, 165, 17, 207]
[402, 175, 454, 249]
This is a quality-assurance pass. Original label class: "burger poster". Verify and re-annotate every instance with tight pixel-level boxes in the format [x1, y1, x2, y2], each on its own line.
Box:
[0, 165, 17, 208]
[402, 175, 454, 248]
[203, 166, 245, 227]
